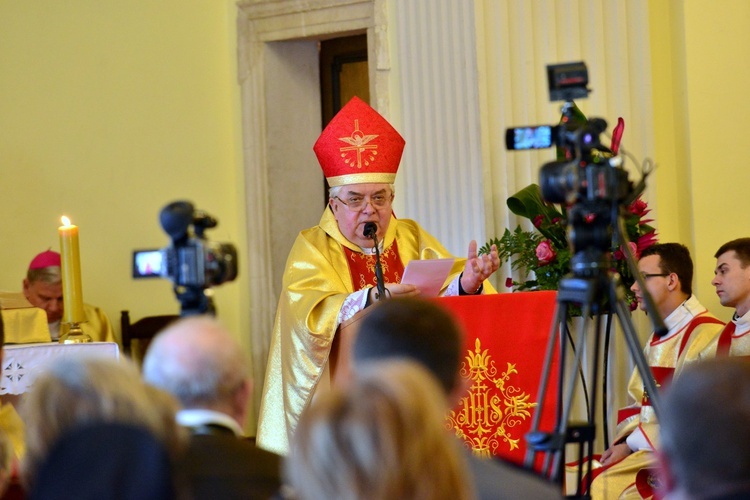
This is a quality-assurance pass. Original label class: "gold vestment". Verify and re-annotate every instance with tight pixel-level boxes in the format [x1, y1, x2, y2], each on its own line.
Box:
[256, 209, 474, 454]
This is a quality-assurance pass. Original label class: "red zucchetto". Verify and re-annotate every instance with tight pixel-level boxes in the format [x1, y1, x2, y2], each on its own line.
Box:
[28, 250, 61, 270]
[313, 96, 405, 187]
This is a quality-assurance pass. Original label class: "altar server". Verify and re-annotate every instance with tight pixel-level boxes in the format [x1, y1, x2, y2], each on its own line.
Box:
[592, 243, 724, 498]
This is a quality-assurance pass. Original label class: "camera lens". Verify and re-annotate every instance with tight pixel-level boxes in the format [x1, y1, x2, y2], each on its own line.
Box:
[540, 160, 579, 204]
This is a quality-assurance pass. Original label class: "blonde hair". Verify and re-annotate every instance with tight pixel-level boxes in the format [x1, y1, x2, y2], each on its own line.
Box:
[285, 360, 473, 500]
[21, 356, 185, 487]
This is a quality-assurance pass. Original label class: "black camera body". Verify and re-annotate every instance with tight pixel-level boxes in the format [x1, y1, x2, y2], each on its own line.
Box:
[133, 201, 238, 315]
[160, 238, 238, 289]
[539, 114, 631, 207]
[159, 200, 238, 289]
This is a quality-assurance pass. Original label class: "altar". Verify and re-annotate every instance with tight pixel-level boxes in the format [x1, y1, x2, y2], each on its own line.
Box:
[0, 292, 51, 344]
[1, 342, 120, 396]
[439, 292, 559, 466]
[335, 291, 560, 467]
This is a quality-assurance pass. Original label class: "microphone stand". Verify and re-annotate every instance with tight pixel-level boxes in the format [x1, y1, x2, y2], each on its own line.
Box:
[364, 223, 387, 301]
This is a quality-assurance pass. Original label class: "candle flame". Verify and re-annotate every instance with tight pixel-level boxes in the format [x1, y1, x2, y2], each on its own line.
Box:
[61, 216, 71, 226]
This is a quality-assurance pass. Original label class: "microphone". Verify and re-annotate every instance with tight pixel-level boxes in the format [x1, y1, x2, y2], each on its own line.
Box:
[159, 201, 194, 243]
[363, 223, 386, 301]
[363, 222, 377, 238]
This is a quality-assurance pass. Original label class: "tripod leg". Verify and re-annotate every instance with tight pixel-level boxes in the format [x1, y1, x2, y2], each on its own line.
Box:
[550, 300, 594, 484]
[610, 280, 662, 417]
[525, 301, 568, 470]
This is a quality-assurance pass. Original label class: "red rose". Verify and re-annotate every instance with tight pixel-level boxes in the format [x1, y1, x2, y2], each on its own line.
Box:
[536, 240, 557, 265]
[505, 277, 514, 288]
[533, 215, 544, 228]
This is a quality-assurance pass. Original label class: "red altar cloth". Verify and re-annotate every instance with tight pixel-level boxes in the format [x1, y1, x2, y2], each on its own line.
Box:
[438, 291, 559, 467]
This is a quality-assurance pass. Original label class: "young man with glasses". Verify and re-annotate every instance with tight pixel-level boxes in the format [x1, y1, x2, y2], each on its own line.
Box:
[257, 97, 500, 455]
[591, 243, 724, 498]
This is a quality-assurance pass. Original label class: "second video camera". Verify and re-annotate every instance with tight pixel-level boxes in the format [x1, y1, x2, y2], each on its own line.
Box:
[133, 201, 238, 289]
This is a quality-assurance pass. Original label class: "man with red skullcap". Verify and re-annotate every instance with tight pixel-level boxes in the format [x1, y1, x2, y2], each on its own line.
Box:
[257, 97, 500, 454]
[23, 250, 115, 342]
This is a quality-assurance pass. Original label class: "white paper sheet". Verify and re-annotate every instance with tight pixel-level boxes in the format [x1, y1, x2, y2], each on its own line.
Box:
[400, 258, 455, 298]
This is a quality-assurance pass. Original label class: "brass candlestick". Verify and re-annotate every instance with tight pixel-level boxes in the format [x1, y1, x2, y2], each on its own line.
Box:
[59, 322, 92, 344]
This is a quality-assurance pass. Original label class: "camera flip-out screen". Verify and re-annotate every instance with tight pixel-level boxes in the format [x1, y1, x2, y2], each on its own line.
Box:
[132, 249, 164, 279]
[505, 125, 558, 151]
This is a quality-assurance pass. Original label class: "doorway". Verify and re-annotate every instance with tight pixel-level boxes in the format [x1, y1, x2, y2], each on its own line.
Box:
[319, 34, 370, 204]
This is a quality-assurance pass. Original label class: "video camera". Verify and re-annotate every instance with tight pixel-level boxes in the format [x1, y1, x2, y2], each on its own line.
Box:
[133, 201, 238, 315]
[506, 62, 637, 258]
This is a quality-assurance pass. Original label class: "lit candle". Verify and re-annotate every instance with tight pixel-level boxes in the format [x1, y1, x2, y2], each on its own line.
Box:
[58, 216, 86, 323]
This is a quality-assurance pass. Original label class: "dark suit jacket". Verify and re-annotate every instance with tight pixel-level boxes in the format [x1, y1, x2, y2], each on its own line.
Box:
[464, 449, 562, 500]
[182, 424, 282, 500]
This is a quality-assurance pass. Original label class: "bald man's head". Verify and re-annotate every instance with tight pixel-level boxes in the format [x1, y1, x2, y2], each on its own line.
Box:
[142, 316, 250, 420]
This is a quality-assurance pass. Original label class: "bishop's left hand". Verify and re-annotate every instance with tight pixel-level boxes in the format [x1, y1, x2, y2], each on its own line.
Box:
[460, 241, 499, 293]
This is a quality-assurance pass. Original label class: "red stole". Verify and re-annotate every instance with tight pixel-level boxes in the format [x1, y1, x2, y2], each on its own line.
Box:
[343, 240, 405, 291]
[717, 321, 736, 356]
[619, 315, 725, 422]
[641, 366, 673, 407]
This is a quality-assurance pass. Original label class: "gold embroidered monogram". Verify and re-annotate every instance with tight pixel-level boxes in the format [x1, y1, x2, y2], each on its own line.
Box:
[448, 338, 537, 458]
[338, 119, 379, 169]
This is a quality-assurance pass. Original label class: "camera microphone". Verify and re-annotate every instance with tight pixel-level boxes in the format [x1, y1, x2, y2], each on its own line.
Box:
[363, 222, 377, 238]
[159, 201, 195, 242]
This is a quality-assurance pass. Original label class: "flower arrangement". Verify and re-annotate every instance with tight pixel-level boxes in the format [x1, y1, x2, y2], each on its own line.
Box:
[479, 115, 657, 310]
[479, 184, 657, 310]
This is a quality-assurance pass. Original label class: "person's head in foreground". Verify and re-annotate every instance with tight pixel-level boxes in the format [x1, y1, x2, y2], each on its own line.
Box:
[658, 357, 750, 499]
[352, 296, 465, 402]
[142, 315, 252, 428]
[21, 356, 186, 496]
[285, 359, 473, 500]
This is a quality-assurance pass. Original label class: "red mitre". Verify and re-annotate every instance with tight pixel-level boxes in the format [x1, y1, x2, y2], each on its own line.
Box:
[29, 250, 61, 269]
[314, 96, 405, 187]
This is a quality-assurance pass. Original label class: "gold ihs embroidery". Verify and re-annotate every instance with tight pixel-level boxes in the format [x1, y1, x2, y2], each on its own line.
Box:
[448, 338, 537, 458]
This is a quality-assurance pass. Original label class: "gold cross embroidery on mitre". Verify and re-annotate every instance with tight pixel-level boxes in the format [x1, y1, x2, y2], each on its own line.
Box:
[338, 119, 379, 169]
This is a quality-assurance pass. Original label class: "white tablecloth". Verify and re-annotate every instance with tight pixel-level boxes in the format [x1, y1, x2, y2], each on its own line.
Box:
[1, 342, 120, 395]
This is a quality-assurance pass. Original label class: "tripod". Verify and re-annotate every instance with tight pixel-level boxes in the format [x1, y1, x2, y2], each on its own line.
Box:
[174, 285, 216, 316]
[524, 219, 665, 499]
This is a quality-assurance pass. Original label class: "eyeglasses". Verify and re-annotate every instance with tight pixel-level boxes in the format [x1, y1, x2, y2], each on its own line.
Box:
[639, 272, 670, 280]
[334, 194, 393, 211]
